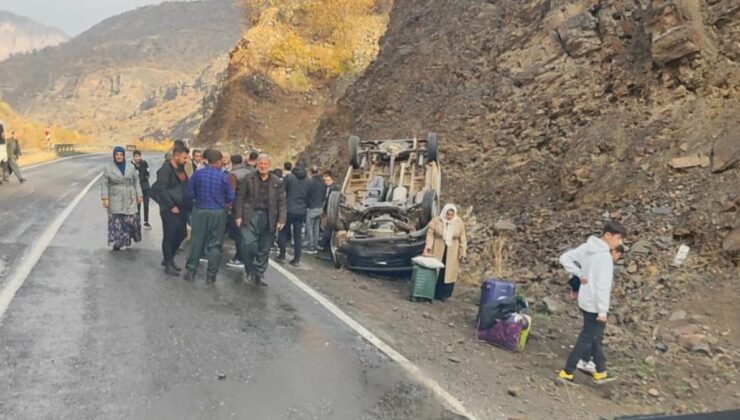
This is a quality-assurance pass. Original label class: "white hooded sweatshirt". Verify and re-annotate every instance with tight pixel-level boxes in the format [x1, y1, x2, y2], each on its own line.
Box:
[559, 236, 614, 317]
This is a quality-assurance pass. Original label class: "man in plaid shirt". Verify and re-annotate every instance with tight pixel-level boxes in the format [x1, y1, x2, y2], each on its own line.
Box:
[184, 149, 235, 283]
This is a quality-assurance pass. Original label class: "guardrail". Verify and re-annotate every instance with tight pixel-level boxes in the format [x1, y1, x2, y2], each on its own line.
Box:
[53, 144, 137, 153]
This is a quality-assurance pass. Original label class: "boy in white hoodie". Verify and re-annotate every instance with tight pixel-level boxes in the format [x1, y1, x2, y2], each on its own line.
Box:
[558, 221, 627, 383]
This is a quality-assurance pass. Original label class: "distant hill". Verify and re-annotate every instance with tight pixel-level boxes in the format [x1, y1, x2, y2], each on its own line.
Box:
[0, 0, 243, 143]
[0, 11, 68, 61]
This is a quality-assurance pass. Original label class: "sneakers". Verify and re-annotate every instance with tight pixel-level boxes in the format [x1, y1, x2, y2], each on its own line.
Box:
[144, 223, 152, 230]
[577, 359, 597, 374]
[206, 275, 217, 284]
[592, 371, 615, 384]
[253, 274, 268, 287]
[183, 271, 195, 281]
[226, 259, 245, 269]
[557, 370, 574, 383]
[275, 252, 286, 262]
[303, 248, 317, 254]
[289, 259, 300, 267]
[164, 265, 180, 277]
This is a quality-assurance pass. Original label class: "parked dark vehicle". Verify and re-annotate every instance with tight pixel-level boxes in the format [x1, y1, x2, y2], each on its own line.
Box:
[327, 133, 441, 271]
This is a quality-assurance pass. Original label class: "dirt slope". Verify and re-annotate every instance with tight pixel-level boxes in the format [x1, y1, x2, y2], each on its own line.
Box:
[301, 0, 739, 412]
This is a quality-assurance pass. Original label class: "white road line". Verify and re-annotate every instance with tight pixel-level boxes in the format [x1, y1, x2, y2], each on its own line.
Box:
[268, 261, 478, 420]
[23, 153, 107, 171]
[0, 172, 103, 323]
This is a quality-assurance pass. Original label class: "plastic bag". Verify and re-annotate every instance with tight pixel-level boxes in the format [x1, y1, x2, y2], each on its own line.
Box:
[412, 255, 445, 269]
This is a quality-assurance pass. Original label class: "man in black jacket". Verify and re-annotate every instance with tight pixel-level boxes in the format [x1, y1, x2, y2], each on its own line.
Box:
[305, 165, 325, 254]
[151, 144, 191, 276]
[132, 150, 152, 229]
[277, 163, 312, 266]
[235, 154, 286, 285]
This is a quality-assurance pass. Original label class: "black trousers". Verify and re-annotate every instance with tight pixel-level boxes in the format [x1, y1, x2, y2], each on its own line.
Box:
[226, 213, 243, 262]
[137, 190, 151, 223]
[565, 310, 607, 374]
[160, 209, 187, 263]
[278, 213, 304, 261]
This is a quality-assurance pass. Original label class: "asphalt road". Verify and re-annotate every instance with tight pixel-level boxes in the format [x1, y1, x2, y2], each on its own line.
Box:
[0, 155, 460, 419]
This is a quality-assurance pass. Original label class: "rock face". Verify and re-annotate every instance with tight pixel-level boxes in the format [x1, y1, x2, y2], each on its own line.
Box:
[0, 0, 241, 142]
[0, 11, 68, 62]
[302, 0, 739, 259]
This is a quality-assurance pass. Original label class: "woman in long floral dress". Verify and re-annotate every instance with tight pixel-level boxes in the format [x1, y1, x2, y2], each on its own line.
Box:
[102, 147, 143, 250]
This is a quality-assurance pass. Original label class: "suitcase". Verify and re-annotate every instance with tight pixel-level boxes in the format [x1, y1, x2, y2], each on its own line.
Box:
[479, 279, 516, 307]
[409, 264, 437, 301]
[477, 279, 516, 322]
[477, 314, 531, 352]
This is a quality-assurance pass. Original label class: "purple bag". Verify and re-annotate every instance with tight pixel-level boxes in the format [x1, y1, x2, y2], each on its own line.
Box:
[477, 314, 530, 352]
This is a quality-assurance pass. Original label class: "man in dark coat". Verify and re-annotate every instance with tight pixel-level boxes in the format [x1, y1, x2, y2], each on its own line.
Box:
[151, 144, 192, 276]
[5, 131, 26, 183]
[235, 154, 286, 285]
[277, 163, 312, 266]
[132, 150, 152, 228]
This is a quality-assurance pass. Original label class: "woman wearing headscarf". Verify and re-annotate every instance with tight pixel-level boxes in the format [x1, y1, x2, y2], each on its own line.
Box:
[102, 147, 143, 250]
[424, 203, 467, 301]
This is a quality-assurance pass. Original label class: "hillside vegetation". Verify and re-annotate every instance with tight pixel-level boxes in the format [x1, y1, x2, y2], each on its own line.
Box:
[0, 100, 90, 149]
[197, 0, 392, 159]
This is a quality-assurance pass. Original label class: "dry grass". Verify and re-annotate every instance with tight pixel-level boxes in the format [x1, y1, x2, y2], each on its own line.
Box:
[133, 138, 173, 152]
[0, 100, 93, 150]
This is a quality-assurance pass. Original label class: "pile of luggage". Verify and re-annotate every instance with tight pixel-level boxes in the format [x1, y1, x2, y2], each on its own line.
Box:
[476, 279, 531, 352]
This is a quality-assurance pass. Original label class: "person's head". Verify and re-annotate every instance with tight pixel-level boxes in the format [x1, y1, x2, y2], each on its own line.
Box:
[173, 139, 185, 148]
[440, 203, 458, 221]
[113, 146, 126, 164]
[204, 149, 223, 168]
[132, 150, 142, 163]
[322, 170, 334, 186]
[257, 154, 272, 176]
[310, 165, 319, 176]
[248, 151, 259, 165]
[284, 161, 293, 172]
[222, 153, 230, 167]
[192, 149, 203, 164]
[231, 154, 243, 165]
[602, 221, 627, 250]
[171, 144, 190, 166]
[10, 130, 17, 139]
[611, 244, 625, 262]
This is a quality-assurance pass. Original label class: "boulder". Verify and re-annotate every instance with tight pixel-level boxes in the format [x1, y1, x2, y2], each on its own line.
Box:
[669, 154, 710, 169]
[712, 129, 740, 172]
[678, 333, 709, 353]
[722, 228, 740, 253]
[649, 0, 716, 65]
[556, 12, 602, 58]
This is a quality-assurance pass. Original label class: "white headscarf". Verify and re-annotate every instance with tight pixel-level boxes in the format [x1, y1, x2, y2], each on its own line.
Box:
[439, 203, 458, 246]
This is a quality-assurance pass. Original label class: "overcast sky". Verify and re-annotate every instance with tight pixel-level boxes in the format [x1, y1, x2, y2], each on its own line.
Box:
[1, 0, 192, 36]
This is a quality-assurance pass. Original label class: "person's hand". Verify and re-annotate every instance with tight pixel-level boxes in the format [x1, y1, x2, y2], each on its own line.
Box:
[102, 198, 109, 209]
[236, 218, 242, 227]
[171, 206, 180, 214]
[597, 314, 608, 324]
[580, 277, 588, 285]
[277, 222, 285, 231]
[423, 246, 432, 256]
[137, 196, 143, 205]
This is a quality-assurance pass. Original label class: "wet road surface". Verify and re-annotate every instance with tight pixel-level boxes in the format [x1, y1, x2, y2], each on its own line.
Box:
[0, 155, 461, 419]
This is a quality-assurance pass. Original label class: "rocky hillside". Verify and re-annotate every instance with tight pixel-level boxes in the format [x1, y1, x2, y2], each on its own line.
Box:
[0, 0, 242, 143]
[302, 0, 739, 412]
[0, 11, 68, 62]
[197, 0, 392, 159]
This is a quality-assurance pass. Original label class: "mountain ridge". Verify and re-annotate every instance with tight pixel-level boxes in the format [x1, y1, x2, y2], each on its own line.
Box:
[0, 10, 68, 62]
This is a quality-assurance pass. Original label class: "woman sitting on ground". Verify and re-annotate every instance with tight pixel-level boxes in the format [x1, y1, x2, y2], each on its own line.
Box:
[102, 146, 143, 251]
[424, 203, 467, 301]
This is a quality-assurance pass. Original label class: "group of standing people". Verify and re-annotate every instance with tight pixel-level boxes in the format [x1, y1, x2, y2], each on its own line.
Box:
[0, 123, 26, 185]
[101, 140, 342, 287]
